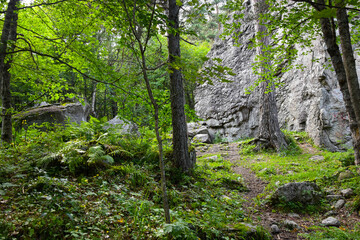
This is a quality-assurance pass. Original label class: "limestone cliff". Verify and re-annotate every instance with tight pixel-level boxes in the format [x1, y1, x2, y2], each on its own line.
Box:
[194, 0, 359, 151]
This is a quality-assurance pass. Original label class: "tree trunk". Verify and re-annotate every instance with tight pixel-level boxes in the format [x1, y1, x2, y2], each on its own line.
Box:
[254, 0, 288, 151]
[168, 0, 194, 171]
[0, 0, 20, 144]
[315, 0, 360, 165]
[335, 2, 360, 165]
[90, 82, 97, 117]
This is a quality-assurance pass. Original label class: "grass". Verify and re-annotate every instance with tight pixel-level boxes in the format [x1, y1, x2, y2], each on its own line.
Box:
[236, 131, 360, 237]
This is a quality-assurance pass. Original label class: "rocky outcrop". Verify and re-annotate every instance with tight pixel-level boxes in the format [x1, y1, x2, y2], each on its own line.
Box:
[194, 0, 359, 151]
[104, 116, 138, 134]
[14, 103, 90, 129]
[271, 182, 323, 206]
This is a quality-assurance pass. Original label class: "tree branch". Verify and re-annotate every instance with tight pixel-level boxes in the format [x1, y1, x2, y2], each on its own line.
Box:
[292, 0, 360, 12]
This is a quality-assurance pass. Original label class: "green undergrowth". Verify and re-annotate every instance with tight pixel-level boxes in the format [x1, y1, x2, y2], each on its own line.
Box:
[0, 118, 270, 240]
[237, 131, 360, 236]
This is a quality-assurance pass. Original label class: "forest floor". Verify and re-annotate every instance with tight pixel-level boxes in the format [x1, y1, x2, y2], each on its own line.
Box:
[196, 142, 360, 240]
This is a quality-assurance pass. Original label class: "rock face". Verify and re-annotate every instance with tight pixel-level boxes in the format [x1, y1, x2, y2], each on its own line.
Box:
[194, 0, 360, 151]
[271, 182, 323, 206]
[14, 103, 90, 129]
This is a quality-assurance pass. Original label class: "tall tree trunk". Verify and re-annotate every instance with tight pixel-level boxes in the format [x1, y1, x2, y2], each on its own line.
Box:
[90, 82, 97, 117]
[336, 2, 360, 165]
[315, 0, 360, 165]
[168, 0, 194, 171]
[254, 0, 288, 151]
[0, 0, 20, 144]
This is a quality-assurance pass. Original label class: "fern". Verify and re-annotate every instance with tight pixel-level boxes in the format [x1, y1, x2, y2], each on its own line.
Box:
[87, 145, 114, 166]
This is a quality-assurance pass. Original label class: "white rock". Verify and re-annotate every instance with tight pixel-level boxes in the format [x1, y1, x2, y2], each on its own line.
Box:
[322, 217, 340, 227]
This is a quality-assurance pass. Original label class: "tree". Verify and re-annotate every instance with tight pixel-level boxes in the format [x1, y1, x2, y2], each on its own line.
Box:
[253, 0, 288, 151]
[168, 0, 194, 172]
[271, 0, 360, 164]
[0, 0, 20, 143]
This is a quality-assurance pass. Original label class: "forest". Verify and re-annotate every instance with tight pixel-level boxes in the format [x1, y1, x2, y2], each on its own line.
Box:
[1, 0, 360, 239]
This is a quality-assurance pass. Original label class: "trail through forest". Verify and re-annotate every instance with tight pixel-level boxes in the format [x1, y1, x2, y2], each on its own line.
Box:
[196, 142, 358, 240]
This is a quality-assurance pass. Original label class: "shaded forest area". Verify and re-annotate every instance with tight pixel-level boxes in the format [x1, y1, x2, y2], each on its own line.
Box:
[1, 0, 360, 239]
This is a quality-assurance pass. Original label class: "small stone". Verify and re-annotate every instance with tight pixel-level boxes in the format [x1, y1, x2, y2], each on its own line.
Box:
[283, 220, 300, 230]
[310, 155, 325, 161]
[341, 188, 354, 198]
[334, 199, 345, 209]
[288, 213, 300, 218]
[338, 170, 355, 181]
[326, 195, 343, 201]
[270, 224, 280, 234]
[206, 155, 218, 161]
[322, 217, 340, 227]
[259, 168, 268, 173]
[275, 181, 281, 186]
[324, 210, 338, 217]
[287, 170, 294, 174]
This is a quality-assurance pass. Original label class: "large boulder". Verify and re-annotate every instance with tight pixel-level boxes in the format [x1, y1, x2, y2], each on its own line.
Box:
[271, 182, 323, 206]
[194, 0, 358, 151]
[103, 116, 138, 134]
[187, 122, 212, 143]
[14, 103, 90, 129]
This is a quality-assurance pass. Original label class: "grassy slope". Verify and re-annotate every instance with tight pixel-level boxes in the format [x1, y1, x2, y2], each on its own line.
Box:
[0, 121, 269, 240]
[1, 122, 360, 240]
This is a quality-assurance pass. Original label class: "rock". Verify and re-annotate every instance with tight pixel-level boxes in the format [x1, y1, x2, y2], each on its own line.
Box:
[13, 103, 90, 130]
[324, 210, 338, 217]
[334, 199, 345, 209]
[338, 170, 355, 181]
[187, 122, 212, 143]
[270, 224, 280, 234]
[322, 217, 340, 227]
[341, 188, 354, 198]
[326, 195, 343, 201]
[194, 1, 355, 151]
[192, 134, 212, 143]
[288, 213, 301, 218]
[310, 155, 325, 161]
[206, 155, 218, 161]
[271, 182, 323, 206]
[283, 220, 300, 230]
[187, 122, 209, 137]
[103, 116, 138, 134]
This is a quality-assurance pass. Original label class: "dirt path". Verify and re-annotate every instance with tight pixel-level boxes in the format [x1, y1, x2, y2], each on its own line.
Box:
[197, 143, 308, 239]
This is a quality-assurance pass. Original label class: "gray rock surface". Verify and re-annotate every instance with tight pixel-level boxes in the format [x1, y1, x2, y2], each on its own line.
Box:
[322, 217, 341, 227]
[270, 224, 280, 234]
[14, 103, 90, 129]
[338, 170, 355, 181]
[283, 220, 300, 230]
[334, 199, 346, 209]
[104, 116, 138, 134]
[326, 195, 343, 201]
[192, 134, 212, 143]
[341, 188, 354, 198]
[271, 182, 323, 205]
[194, 0, 359, 151]
[187, 122, 212, 143]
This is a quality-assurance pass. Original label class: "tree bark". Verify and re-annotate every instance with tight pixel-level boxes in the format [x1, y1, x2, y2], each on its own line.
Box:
[0, 0, 20, 144]
[336, 2, 360, 165]
[314, 0, 360, 165]
[168, 0, 194, 171]
[254, 0, 288, 151]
